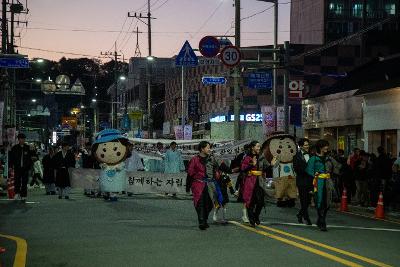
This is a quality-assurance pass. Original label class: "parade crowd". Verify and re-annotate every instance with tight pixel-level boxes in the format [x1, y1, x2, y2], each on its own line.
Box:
[1, 131, 400, 232]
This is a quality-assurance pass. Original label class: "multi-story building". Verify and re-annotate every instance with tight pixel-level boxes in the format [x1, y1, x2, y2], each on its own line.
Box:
[122, 57, 174, 134]
[291, 0, 400, 45]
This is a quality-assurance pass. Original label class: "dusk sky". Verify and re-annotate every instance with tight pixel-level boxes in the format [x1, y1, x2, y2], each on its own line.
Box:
[16, 0, 291, 62]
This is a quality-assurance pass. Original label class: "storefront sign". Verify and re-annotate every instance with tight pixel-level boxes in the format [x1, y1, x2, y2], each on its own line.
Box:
[261, 106, 276, 136]
[210, 113, 263, 123]
[276, 106, 285, 132]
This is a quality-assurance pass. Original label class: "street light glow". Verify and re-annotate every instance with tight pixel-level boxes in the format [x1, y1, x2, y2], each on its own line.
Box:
[27, 114, 31, 117]
[31, 99, 37, 103]
[119, 75, 126, 81]
[81, 105, 85, 109]
[92, 99, 97, 103]
[36, 58, 44, 63]
[147, 56, 155, 61]
[35, 78, 42, 83]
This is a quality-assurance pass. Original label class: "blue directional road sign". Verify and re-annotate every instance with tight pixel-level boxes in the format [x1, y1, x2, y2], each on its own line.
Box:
[202, 76, 227, 85]
[175, 41, 198, 67]
[0, 57, 29, 68]
[248, 71, 273, 89]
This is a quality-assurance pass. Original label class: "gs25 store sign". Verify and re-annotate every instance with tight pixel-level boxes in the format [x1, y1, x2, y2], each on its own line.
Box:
[210, 113, 263, 123]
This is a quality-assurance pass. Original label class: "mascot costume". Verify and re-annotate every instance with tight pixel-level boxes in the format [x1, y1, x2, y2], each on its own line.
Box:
[92, 129, 130, 201]
[264, 133, 298, 207]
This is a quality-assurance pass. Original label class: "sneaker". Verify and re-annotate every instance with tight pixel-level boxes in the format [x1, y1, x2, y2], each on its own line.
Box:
[242, 216, 250, 223]
[213, 212, 218, 222]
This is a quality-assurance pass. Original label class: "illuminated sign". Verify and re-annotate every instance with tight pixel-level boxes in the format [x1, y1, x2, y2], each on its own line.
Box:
[210, 113, 263, 123]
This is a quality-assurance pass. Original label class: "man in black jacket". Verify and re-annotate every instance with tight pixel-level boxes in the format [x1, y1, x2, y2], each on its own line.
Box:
[9, 133, 33, 201]
[293, 138, 312, 225]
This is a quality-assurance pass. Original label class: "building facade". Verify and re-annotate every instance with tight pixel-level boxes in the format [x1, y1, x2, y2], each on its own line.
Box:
[291, 0, 400, 44]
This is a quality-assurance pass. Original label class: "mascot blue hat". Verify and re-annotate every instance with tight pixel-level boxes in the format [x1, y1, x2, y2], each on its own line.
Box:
[93, 129, 127, 144]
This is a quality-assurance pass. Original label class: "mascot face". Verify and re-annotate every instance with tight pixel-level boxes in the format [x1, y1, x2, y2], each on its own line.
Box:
[267, 135, 297, 163]
[95, 140, 127, 165]
[92, 129, 131, 166]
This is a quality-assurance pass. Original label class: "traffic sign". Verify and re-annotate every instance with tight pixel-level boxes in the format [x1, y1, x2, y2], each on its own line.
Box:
[0, 57, 29, 68]
[175, 40, 198, 67]
[198, 57, 220, 66]
[201, 76, 227, 85]
[220, 45, 241, 67]
[248, 72, 272, 89]
[199, 36, 220, 58]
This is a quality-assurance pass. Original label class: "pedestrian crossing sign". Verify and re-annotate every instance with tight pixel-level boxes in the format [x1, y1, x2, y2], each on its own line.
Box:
[175, 40, 198, 67]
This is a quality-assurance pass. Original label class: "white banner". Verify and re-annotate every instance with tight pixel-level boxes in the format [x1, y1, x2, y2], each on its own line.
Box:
[0, 101, 3, 144]
[70, 168, 238, 194]
[69, 168, 188, 194]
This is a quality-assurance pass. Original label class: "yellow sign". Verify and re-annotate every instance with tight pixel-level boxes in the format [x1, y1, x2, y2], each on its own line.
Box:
[338, 136, 345, 150]
[129, 111, 143, 120]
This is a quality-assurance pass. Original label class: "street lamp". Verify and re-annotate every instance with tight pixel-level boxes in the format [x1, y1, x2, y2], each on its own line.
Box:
[31, 99, 37, 103]
[119, 75, 126, 81]
[146, 56, 154, 137]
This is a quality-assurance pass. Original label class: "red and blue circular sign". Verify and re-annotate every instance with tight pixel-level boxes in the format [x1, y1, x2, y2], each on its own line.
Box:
[199, 36, 220, 58]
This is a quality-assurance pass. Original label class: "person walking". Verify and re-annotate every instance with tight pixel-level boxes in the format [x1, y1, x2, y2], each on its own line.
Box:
[293, 138, 313, 225]
[30, 155, 43, 188]
[9, 133, 33, 201]
[53, 142, 76, 199]
[42, 147, 56, 195]
[241, 141, 264, 227]
[187, 141, 229, 230]
[164, 142, 185, 197]
[306, 140, 334, 231]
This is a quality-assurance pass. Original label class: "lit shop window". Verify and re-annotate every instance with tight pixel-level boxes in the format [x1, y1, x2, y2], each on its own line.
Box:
[385, 4, 396, 15]
[329, 1, 345, 16]
[352, 3, 363, 18]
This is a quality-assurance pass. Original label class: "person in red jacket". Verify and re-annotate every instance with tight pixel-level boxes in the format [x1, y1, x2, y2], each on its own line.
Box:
[187, 141, 229, 230]
[241, 140, 263, 227]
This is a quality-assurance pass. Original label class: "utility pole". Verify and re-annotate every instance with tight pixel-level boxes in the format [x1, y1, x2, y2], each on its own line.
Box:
[101, 45, 122, 129]
[128, 0, 155, 138]
[233, 0, 241, 140]
[283, 41, 290, 133]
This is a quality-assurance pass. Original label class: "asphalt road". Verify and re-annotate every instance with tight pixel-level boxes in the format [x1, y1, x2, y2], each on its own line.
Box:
[1, 189, 400, 267]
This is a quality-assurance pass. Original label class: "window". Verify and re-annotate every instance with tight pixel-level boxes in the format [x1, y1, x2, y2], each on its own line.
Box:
[352, 3, 363, 18]
[385, 3, 396, 15]
[329, 1, 345, 16]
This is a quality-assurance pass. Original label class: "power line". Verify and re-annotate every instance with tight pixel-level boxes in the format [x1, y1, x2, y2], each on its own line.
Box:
[18, 45, 101, 58]
[241, 4, 274, 21]
[152, 0, 170, 12]
[190, 0, 224, 40]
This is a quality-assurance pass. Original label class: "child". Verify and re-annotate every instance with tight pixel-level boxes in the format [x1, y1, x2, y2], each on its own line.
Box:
[30, 156, 43, 187]
[213, 172, 235, 224]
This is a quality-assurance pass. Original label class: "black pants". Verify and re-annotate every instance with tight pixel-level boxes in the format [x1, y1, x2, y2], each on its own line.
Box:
[30, 173, 43, 187]
[247, 184, 265, 223]
[14, 169, 29, 198]
[297, 186, 311, 220]
[316, 186, 329, 228]
[195, 186, 213, 226]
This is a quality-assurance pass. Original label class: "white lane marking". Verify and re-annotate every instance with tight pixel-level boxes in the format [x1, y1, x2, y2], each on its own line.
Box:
[116, 219, 145, 223]
[0, 199, 39, 204]
[262, 222, 400, 232]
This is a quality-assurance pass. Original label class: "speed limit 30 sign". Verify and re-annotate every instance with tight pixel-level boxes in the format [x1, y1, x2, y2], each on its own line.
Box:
[220, 45, 241, 67]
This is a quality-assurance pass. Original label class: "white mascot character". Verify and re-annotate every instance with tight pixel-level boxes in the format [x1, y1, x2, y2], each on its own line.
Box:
[92, 129, 130, 201]
[263, 133, 298, 207]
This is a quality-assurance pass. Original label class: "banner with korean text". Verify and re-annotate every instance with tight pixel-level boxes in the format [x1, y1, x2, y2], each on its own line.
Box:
[69, 168, 238, 194]
[69, 168, 188, 194]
